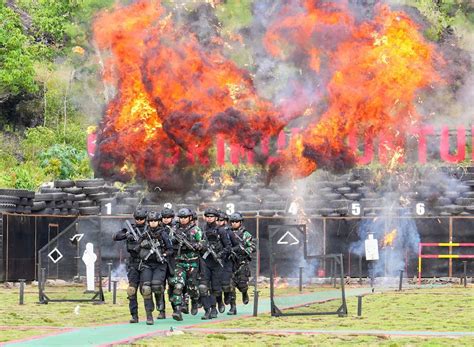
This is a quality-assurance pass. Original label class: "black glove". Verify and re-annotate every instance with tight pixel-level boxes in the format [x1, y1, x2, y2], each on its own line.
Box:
[126, 232, 136, 242]
[140, 239, 151, 248]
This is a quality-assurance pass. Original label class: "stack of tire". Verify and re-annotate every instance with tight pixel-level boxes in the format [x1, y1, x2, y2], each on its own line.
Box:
[33, 179, 119, 216]
[0, 189, 35, 214]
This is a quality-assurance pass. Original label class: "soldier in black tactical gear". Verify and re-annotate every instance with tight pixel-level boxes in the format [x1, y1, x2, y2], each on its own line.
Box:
[155, 207, 175, 319]
[113, 207, 147, 323]
[227, 212, 256, 315]
[200, 207, 231, 320]
[139, 211, 173, 325]
[169, 207, 203, 321]
[216, 210, 233, 312]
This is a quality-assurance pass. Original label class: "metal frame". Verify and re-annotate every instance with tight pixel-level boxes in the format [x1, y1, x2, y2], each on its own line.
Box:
[269, 224, 347, 317]
[38, 219, 104, 304]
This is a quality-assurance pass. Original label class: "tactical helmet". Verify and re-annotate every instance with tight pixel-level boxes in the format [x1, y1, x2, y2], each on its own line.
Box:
[217, 210, 229, 221]
[177, 208, 193, 218]
[229, 212, 243, 222]
[147, 211, 161, 221]
[133, 207, 147, 219]
[192, 211, 198, 221]
[161, 207, 175, 218]
[204, 207, 219, 217]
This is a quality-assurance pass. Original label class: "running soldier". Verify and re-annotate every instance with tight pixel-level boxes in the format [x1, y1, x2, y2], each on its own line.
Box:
[216, 210, 232, 312]
[139, 211, 173, 325]
[227, 212, 256, 315]
[112, 207, 147, 323]
[169, 208, 203, 321]
[156, 207, 175, 319]
[200, 207, 231, 319]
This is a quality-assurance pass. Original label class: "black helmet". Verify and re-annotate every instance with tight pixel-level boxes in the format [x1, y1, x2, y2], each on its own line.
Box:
[177, 208, 193, 218]
[192, 211, 198, 221]
[204, 207, 219, 217]
[161, 207, 175, 218]
[147, 211, 161, 221]
[133, 207, 147, 219]
[217, 210, 228, 221]
[229, 212, 243, 222]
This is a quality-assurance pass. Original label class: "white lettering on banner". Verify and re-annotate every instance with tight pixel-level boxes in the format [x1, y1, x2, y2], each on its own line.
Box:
[48, 247, 63, 264]
[70, 234, 84, 243]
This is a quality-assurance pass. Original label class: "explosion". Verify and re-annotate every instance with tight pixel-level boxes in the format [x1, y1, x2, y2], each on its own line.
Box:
[92, 0, 444, 189]
[383, 228, 398, 248]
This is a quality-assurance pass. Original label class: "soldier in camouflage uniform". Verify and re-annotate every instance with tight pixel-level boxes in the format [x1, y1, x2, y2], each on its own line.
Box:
[227, 212, 256, 315]
[112, 207, 147, 323]
[168, 208, 203, 321]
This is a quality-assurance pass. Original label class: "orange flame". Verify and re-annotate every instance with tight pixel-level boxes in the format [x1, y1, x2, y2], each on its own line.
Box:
[383, 229, 397, 247]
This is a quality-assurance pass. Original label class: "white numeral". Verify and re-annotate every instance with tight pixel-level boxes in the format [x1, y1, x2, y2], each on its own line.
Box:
[416, 203, 425, 215]
[105, 203, 112, 215]
[226, 203, 235, 215]
[164, 202, 172, 209]
[351, 203, 361, 216]
[288, 202, 298, 215]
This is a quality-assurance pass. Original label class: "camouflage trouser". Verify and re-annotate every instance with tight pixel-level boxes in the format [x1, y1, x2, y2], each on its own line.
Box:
[169, 260, 200, 306]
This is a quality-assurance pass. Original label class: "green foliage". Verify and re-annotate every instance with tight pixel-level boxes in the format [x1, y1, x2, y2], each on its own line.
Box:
[0, 4, 38, 95]
[39, 143, 89, 179]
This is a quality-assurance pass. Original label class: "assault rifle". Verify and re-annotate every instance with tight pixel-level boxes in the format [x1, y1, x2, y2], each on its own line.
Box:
[125, 220, 140, 242]
[143, 228, 165, 263]
[173, 231, 196, 251]
[202, 241, 224, 268]
[231, 244, 252, 262]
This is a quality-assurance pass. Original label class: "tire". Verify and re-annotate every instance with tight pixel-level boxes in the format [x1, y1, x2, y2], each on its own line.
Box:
[0, 203, 16, 212]
[258, 210, 276, 217]
[32, 201, 47, 211]
[73, 194, 87, 201]
[83, 186, 104, 195]
[0, 189, 34, 198]
[115, 204, 134, 215]
[75, 178, 105, 188]
[20, 198, 34, 206]
[79, 206, 101, 215]
[78, 200, 94, 208]
[0, 195, 20, 205]
[122, 197, 139, 206]
[40, 188, 63, 193]
[88, 192, 109, 201]
[35, 193, 53, 201]
[63, 187, 83, 194]
[336, 187, 352, 194]
[54, 180, 75, 188]
[50, 192, 67, 201]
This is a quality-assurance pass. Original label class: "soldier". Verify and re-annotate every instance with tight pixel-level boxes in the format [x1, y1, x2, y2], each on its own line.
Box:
[216, 210, 232, 312]
[200, 207, 231, 319]
[156, 207, 175, 319]
[227, 212, 256, 315]
[112, 207, 147, 323]
[169, 208, 203, 321]
[139, 211, 173, 325]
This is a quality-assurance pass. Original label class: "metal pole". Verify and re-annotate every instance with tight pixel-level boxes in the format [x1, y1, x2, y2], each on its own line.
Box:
[112, 281, 118, 304]
[19, 279, 25, 305]
[462, 261, 467, 288]
[398, 270, 404, 291]
[357, 295, 363, 316]
[358, 255, 362, 285]
[252, 290, 259, 317]
[299, 267, 303, 293]
[107, 262, 113, 292]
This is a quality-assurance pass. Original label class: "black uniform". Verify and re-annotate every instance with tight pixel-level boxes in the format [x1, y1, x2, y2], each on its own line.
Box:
[221, 224, 237, 304]
[200, 221, 231, 315]
[113, 222, 146, 319]
[139, 226, 173, 318]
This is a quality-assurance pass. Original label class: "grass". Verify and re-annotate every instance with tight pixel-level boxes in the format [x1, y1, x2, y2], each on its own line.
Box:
[1, 284, 473, 345]
[129, 333, 474, 346]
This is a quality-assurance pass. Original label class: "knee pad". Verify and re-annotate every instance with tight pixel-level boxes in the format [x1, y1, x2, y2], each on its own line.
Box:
[212, 290, 221, 297]
[173, 283, 184, 296]
[237, 282, 248, 292]
[198, 284, 209, 296]
[141, 284, 152, 299]
[222, 285, 231, 293]
[126, 286, 137, 298]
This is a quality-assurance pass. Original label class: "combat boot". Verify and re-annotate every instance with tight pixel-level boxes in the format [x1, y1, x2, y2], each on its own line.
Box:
[172, 306, 183, 321]
[210, 305, 218, 319]
[129, 314, 139, 323]
[224, 292, 230, 305]
[201, 308, 212, 320]
[227, 300, 237, 315]
[146, 311, 154, 325]
[242, 290, 249, 305]
[157, 310, 166, 320]
[181, 302, 189, 314]
[217, 297, 225, 313]
[191, 300, 198, 315]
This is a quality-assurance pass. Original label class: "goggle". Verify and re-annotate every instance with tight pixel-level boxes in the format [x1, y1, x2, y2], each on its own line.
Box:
[230, 220, 241, 223]
[135, 217, 146, 221]
[148, 219, 159, 222]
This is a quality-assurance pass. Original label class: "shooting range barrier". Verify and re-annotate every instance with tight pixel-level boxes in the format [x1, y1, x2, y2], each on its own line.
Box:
[418, 242, 474, 284]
